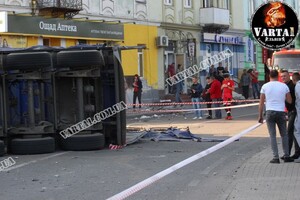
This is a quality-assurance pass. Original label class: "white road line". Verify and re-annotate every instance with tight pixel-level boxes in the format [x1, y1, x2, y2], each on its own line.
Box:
[106, 122, 264, 200]
[204, 112, 258, 124]
[2, 152, 69, 172]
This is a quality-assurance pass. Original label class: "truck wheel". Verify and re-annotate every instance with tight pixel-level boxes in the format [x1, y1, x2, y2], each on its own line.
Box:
[59, 133, 105, 151]
[0, 140, 5, 156]
[10, 137, 55, 155]
[57, 50, 104, 69]
[4, 52, 53, 71]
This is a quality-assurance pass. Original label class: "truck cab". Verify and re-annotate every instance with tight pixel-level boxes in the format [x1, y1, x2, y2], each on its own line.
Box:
[272, 48, 300, 81]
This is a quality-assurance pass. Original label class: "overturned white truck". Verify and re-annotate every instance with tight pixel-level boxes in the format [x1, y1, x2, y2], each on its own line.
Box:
[0, 44, 133, 155]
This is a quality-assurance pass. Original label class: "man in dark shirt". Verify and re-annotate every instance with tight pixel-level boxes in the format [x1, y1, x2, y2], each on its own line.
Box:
[281, 70, 300, 159]
[202, 76, 212, 119]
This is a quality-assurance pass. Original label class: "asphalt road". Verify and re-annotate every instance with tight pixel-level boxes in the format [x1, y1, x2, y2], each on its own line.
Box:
[0, 106, 270, 200]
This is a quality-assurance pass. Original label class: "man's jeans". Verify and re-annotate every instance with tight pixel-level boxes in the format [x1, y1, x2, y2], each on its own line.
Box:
[266, 110, 289, 158]
[287, 111, 300, 155]
[212, 98, 222, 119]
[252, 83, 260, 99]
[294, 114, 300, 148]
[192, 97, 203, 118]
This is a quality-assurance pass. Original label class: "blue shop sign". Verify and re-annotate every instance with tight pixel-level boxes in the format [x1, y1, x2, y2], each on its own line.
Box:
[203, 33, 244, 45]
[215, 35, 242, 44]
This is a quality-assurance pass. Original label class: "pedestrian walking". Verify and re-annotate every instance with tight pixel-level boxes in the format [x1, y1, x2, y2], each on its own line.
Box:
[258, 70, 294, 164]
[208, 75, 222, 119]
[249, 67, 260, 99]
[202, 76, 212, 119]
[190, 77, 203, 119]
[280, 70, 300, 159]
[221, 73, 234, 120]
[240, 69, 251, 99]
[132, 74, 143, 109]
[174, 80, 183, 107]
[292, 72, 300, 163]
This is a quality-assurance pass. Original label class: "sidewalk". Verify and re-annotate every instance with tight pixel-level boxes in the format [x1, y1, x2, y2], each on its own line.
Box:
[227, 146, 300, 200]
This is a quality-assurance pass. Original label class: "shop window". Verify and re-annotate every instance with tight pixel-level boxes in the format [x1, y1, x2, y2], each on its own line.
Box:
[77, 39, 87, 45]
[43, 39, 50, 46]
[184, 0, 192, 8]
[164, 0, 173, 6]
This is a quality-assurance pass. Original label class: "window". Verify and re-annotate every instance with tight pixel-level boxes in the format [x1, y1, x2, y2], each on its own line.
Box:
[43, 39, 50, 46]
[184, 0, 192, 8]
[138, 45, 144, 77]
[77, 39, 87, 45]
[164, 0, 173, 6]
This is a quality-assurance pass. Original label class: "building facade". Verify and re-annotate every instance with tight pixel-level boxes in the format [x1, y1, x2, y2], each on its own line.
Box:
[0, 0, 160, 102]
[3, 0, 297, 102]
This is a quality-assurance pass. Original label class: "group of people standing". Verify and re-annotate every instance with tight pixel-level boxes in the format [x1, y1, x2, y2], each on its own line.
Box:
[258, 70, 300, 163]
[188, 63, 234, 120]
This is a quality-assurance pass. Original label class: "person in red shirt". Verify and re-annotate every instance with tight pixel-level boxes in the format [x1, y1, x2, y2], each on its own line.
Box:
[250, 68, 259, 99]
[208, 75, 222, 119]
[166, 63, 175, 93]
[221, 74, 234, 120]
[132, 74, 143, 109]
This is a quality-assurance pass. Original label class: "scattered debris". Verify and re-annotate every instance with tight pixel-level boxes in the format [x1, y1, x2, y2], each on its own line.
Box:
[126, 127, 232, 145]
[233, 92, 245, 100]
[40, 187, 47, 192]
[140, 115, 152, 119]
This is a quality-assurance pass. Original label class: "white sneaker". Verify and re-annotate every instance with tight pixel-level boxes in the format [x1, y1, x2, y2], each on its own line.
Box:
[294, 158, 300, 163]
[198, 117, 203, 120]
[193, 117, 198, 120]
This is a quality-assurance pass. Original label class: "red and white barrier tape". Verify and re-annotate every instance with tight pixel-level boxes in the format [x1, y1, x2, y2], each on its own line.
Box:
[106, 122, 265, 200]
[109, 144, 125, 150]
[127, 99, 259, 106]
[127, 102, 259, 114]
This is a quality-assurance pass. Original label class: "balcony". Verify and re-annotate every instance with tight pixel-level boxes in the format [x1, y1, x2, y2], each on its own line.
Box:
[199, 7, 230, 33]
[36, 0, 83, 18]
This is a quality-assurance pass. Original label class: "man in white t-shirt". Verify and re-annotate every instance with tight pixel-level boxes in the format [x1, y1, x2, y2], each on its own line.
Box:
[258, 70, 294, 164]
[292, 72, 300, 163]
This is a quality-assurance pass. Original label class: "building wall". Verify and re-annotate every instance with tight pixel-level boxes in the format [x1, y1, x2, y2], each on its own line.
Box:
[121, 24, 159, 88]
[230, 0, 247, 30]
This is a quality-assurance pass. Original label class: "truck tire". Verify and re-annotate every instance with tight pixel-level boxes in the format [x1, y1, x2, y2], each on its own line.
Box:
[3, 52, 53, 71]
[0, 140, 5, 156]
[57, 50, 104, 69]
[10, 137, 55, 155]
[59, 133, 105, 151]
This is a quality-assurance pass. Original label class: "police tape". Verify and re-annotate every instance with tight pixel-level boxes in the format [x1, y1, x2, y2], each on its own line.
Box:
[106, 121, 265, 200]
[127, 99, 259, 106]
[127, 102, 259, 114]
